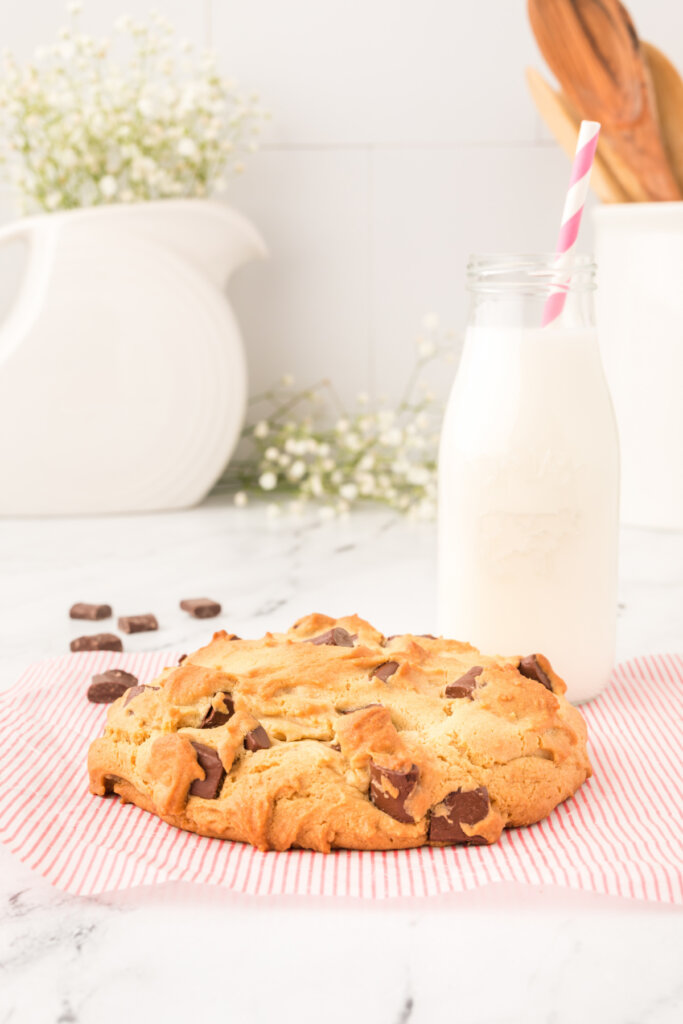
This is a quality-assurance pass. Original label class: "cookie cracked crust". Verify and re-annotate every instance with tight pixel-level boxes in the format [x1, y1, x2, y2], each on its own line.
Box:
[87, 613, 592, 852]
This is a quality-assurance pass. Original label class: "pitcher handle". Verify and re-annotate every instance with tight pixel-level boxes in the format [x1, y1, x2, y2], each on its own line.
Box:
[0, 216, 56, 364]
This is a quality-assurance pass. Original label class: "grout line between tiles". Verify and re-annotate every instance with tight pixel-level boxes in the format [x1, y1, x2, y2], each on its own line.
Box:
[259, 140, 558, 153]
[366, 147, 375, 398]
[205, 0, 213, 49]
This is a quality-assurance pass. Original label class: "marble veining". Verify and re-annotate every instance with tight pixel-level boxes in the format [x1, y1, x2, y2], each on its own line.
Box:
[0, 496, 682, 1023]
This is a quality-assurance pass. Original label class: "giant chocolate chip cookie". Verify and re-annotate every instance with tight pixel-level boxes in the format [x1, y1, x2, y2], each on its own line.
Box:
[88, 613, 591, 852]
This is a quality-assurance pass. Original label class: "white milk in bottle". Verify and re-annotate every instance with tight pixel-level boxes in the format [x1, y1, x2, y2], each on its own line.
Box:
[438, 255, 619, 703]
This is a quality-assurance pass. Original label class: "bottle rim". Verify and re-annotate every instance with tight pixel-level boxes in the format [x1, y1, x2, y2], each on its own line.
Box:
[466, 252, 596, 293]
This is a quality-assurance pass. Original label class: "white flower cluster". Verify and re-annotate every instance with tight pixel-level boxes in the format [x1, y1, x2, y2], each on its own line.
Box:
[0, 3, 266, 213]
[221, 316, 457, 520]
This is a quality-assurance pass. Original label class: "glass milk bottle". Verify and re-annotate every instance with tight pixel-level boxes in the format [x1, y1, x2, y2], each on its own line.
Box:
[438, 254, 619, 703]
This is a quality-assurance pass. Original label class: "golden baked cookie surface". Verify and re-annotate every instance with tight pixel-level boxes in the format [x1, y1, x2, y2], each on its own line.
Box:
[88, 613, 591, 852]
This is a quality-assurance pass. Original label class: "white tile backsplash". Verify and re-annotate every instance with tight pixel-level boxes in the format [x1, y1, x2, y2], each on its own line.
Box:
[0, 0, 210, 60]
[0, 0, 678, 404]
[212, 0, 540, 146]
[369, 142, 578, 400]
[226, 148, 372, 401]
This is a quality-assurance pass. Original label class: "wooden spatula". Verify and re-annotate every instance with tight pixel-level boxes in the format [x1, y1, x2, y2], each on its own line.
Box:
[528, 0, 681, 201]
[526, 67, 628, 202]
[642, 41, 683, 195]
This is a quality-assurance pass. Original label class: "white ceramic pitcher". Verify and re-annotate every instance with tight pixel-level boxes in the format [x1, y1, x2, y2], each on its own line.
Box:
[0, 198, 266, 515]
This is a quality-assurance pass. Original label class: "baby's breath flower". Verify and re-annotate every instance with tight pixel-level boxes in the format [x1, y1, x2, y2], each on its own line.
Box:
[309, 475, 324, 498]
[99, 174, 118, 198]
[380, 428, 402, 447]
[0, 6, 266, 213]
[422, 312, 439, 331]
[343, 432, 362, 452]
[177, 136, 198, 159]
[233, 490, 248, 507]
[417, 337, 437, 359]
[219, 317, 450, 518]
[339, 483, 358, 501]
[258, 471, 277, 491]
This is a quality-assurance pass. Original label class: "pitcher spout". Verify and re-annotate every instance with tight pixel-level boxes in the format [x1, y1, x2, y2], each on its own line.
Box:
[192, 201, 268, 286]
[104, 198, 267, 287]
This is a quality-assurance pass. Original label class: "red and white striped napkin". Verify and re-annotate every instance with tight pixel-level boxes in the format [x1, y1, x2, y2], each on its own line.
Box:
[0, 650, 681, 901]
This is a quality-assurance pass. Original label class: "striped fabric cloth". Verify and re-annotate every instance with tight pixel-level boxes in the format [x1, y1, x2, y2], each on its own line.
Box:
[0, 650, 680, 901]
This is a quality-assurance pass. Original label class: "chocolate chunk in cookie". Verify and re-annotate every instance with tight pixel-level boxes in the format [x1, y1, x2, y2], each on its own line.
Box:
[306, 627, 357, 647]
[429, 786, 490, 845]
[123, 684, 159, 707]
[71, 633, 123, 652]
[180, 597, 222, 619]
[244, 725, 271, 752]
[369, 763, 419, 823]
[201, 692, 235, 728]
[338, 703, 381, 715]
[519, 655, 553, 691]
[118, 614, 158, 634]
[373, 660, 399, 682]
[87, 669, 138, 704]
[445, 666, 483, 699]
[189, 742, 226, 799]
[70, 602, 112, 621]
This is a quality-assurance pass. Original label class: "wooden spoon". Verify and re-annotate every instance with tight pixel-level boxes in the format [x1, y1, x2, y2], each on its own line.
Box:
[526, 67, 628, 202]
[642, 41, 683, 194]
[527, 0, 681, 201]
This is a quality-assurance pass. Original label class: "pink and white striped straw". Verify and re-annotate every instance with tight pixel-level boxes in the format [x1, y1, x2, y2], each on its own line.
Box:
[542, 119, 601, 326]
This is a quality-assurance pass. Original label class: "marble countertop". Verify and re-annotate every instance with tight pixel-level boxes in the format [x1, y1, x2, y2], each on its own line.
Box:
[1, 497, 682, 1024]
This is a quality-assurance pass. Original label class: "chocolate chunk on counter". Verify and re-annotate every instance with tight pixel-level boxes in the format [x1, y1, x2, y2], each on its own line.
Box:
[70, 633, 123, 653]
[123, 684, 159, 707]
[519, 655, 553, 692]
[70, 602, 112, 621]
[373, 660, 399, 682]
[201, 692, 235, 728]
[189, 742, 226, 799]
[180, 598, 222, 619]
[244, 725, 271, 752]
[429, 786, 490, 845]
[118, 614, 158, 634]
[305, 627, 357, 648]
[445, 665, 483, 699]
[87, 669, 138, 704]
[369, 762, 419, 823]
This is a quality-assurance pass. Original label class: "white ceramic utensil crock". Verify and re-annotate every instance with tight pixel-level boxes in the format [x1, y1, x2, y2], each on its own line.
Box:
[594, 202, 683, 530]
